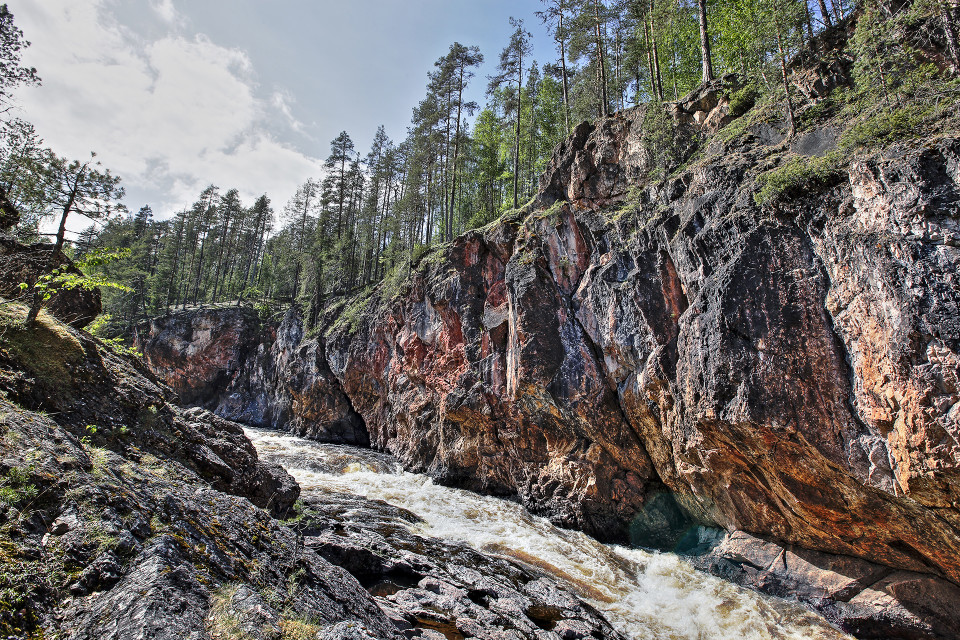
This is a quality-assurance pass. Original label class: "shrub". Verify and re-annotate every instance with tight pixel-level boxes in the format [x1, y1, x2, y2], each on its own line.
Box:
[754, 152, 846, 207]
[641, 105, 689, 181]
[840, 103, 933, 151]
[728, 82, 761, 118]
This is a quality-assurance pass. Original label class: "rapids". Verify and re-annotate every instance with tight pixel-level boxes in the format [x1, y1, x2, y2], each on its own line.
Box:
[247, 427, 853, 640]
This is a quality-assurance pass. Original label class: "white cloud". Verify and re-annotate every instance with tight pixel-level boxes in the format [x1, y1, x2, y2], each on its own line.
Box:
[151, 0, 179, 25]
[12, 0, 322, 218]
[271, 90, 305, 134]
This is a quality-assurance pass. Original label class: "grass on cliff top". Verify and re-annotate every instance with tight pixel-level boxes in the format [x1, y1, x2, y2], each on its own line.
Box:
[324, 286, 375, 338]
[0, 302, 85, 390]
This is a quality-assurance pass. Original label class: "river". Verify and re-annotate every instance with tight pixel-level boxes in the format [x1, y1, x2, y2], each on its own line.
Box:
[247, 427, 852, 640]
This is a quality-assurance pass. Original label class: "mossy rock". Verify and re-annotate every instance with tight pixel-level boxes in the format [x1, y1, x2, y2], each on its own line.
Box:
[0, 303, 86, 402]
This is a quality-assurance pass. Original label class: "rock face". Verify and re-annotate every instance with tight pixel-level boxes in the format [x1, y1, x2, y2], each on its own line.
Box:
[0, 302, 617, 639]
[0, 238, 101, 328]
[140, 111, 960, 638]
[691, 529, 960, 639]
[140, 306, 367, 445]
[0, 301, 298, 520]
[316, 132, 959, 574]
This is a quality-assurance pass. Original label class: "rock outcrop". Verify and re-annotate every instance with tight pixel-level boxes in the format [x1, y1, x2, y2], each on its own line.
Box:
[140, 306, 367, 445]
[691, 529, 960, 639]
[0, 238, 101, 328]
[0, 301, 619, 639]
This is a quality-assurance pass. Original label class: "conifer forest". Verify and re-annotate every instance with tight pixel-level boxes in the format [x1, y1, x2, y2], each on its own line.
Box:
[2, 0, 957, 336]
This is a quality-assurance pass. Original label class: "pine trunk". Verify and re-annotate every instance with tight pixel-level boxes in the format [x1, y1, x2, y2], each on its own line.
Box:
[514, 47, 522, 209]
[943, 1, 960, 71]
[594, 0, 609, 117]
[559, 12, 571, 131]
[698, 0, 714, 83]
[817, 0, 832, 27]
[27, 182, 79, 325]
[775, 21, 797, 138]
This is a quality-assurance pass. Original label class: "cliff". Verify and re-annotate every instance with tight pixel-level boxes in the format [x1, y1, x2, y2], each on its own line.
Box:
[139, 38, 960, 640]
[141, 120, 960, 637]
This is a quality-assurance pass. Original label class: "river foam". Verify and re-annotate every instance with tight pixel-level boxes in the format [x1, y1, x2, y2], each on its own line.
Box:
[248, 427, 852, 640]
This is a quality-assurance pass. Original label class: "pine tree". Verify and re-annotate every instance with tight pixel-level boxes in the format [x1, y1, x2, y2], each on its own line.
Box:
[282, 179, 319, 300]
[489, 18, 533, 210]
[325, 131, 356, 241]
[537, 0, 576, 132]
[27, 151, 125, 325]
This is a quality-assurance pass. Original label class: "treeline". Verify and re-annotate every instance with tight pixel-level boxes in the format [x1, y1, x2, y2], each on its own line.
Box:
[4, 0, 958, 336]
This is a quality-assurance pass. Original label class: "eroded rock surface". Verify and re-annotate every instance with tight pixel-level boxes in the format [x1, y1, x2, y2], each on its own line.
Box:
[140, 306, 367, 445]
[140, 115, 960, 638]
[0, 304, 619, 639]
[294, 493, 625, 640]
[692, 530, 960, 639]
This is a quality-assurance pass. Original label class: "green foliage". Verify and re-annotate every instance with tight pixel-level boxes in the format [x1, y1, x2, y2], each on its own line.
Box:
[20, 0, 949, 344]
[840, 102, 937, 150]
[326, 288, 374, 337]
[640, 105, 687, 181]
[410, 243, 431, 266]
[19, 248, 132, 325]
[754, 152, 846, 206]
[728, 82, 761, 118]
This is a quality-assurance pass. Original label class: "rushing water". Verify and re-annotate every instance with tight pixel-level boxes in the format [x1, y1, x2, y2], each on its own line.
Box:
[247, 428, 852, 640]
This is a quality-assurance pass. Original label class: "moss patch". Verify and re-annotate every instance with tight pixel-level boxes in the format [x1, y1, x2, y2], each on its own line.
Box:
[0, 303, 85, 393]
[754, 152, 847, 207]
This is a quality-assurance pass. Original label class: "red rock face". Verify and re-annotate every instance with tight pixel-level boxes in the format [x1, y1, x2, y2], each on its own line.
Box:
[141, 123, 960, 592]
[139, 307, 367, 445]
[324, 220, 655, 541]
[139, 307, 261, 407]
[323, 134, 960, 584]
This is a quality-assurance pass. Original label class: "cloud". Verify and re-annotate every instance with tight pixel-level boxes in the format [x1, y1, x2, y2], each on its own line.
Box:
[151, 0, 179, 26]
[12, 0, 322, 218]
[271, 90, 305, 134]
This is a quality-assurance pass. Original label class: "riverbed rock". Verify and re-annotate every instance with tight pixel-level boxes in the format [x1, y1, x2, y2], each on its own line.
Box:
[691, 529, 960, 639]
[0, 388, 397, 638]
[294, 492, 626, 640]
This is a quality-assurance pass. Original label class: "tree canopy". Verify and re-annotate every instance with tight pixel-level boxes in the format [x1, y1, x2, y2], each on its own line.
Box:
[1, 0, 956, 336]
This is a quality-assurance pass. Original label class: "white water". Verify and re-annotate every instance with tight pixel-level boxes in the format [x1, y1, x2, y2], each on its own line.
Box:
[248, 428, 852, 640]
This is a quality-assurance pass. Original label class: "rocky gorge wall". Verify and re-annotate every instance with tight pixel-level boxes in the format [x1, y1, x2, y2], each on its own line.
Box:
[141, 102, 960, 636]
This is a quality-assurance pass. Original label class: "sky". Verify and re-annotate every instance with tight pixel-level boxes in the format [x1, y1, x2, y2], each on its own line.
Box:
[10, 0, 554, 222]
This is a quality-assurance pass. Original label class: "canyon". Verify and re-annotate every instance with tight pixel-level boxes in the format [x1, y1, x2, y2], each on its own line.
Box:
[139, 82, 960, 637]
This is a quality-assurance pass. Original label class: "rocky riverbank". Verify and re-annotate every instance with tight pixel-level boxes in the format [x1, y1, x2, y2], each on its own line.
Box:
[0, 299, 631, 639]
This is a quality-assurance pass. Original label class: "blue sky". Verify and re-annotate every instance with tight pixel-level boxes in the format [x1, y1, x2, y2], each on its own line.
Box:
[11, 0, 554, 220]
